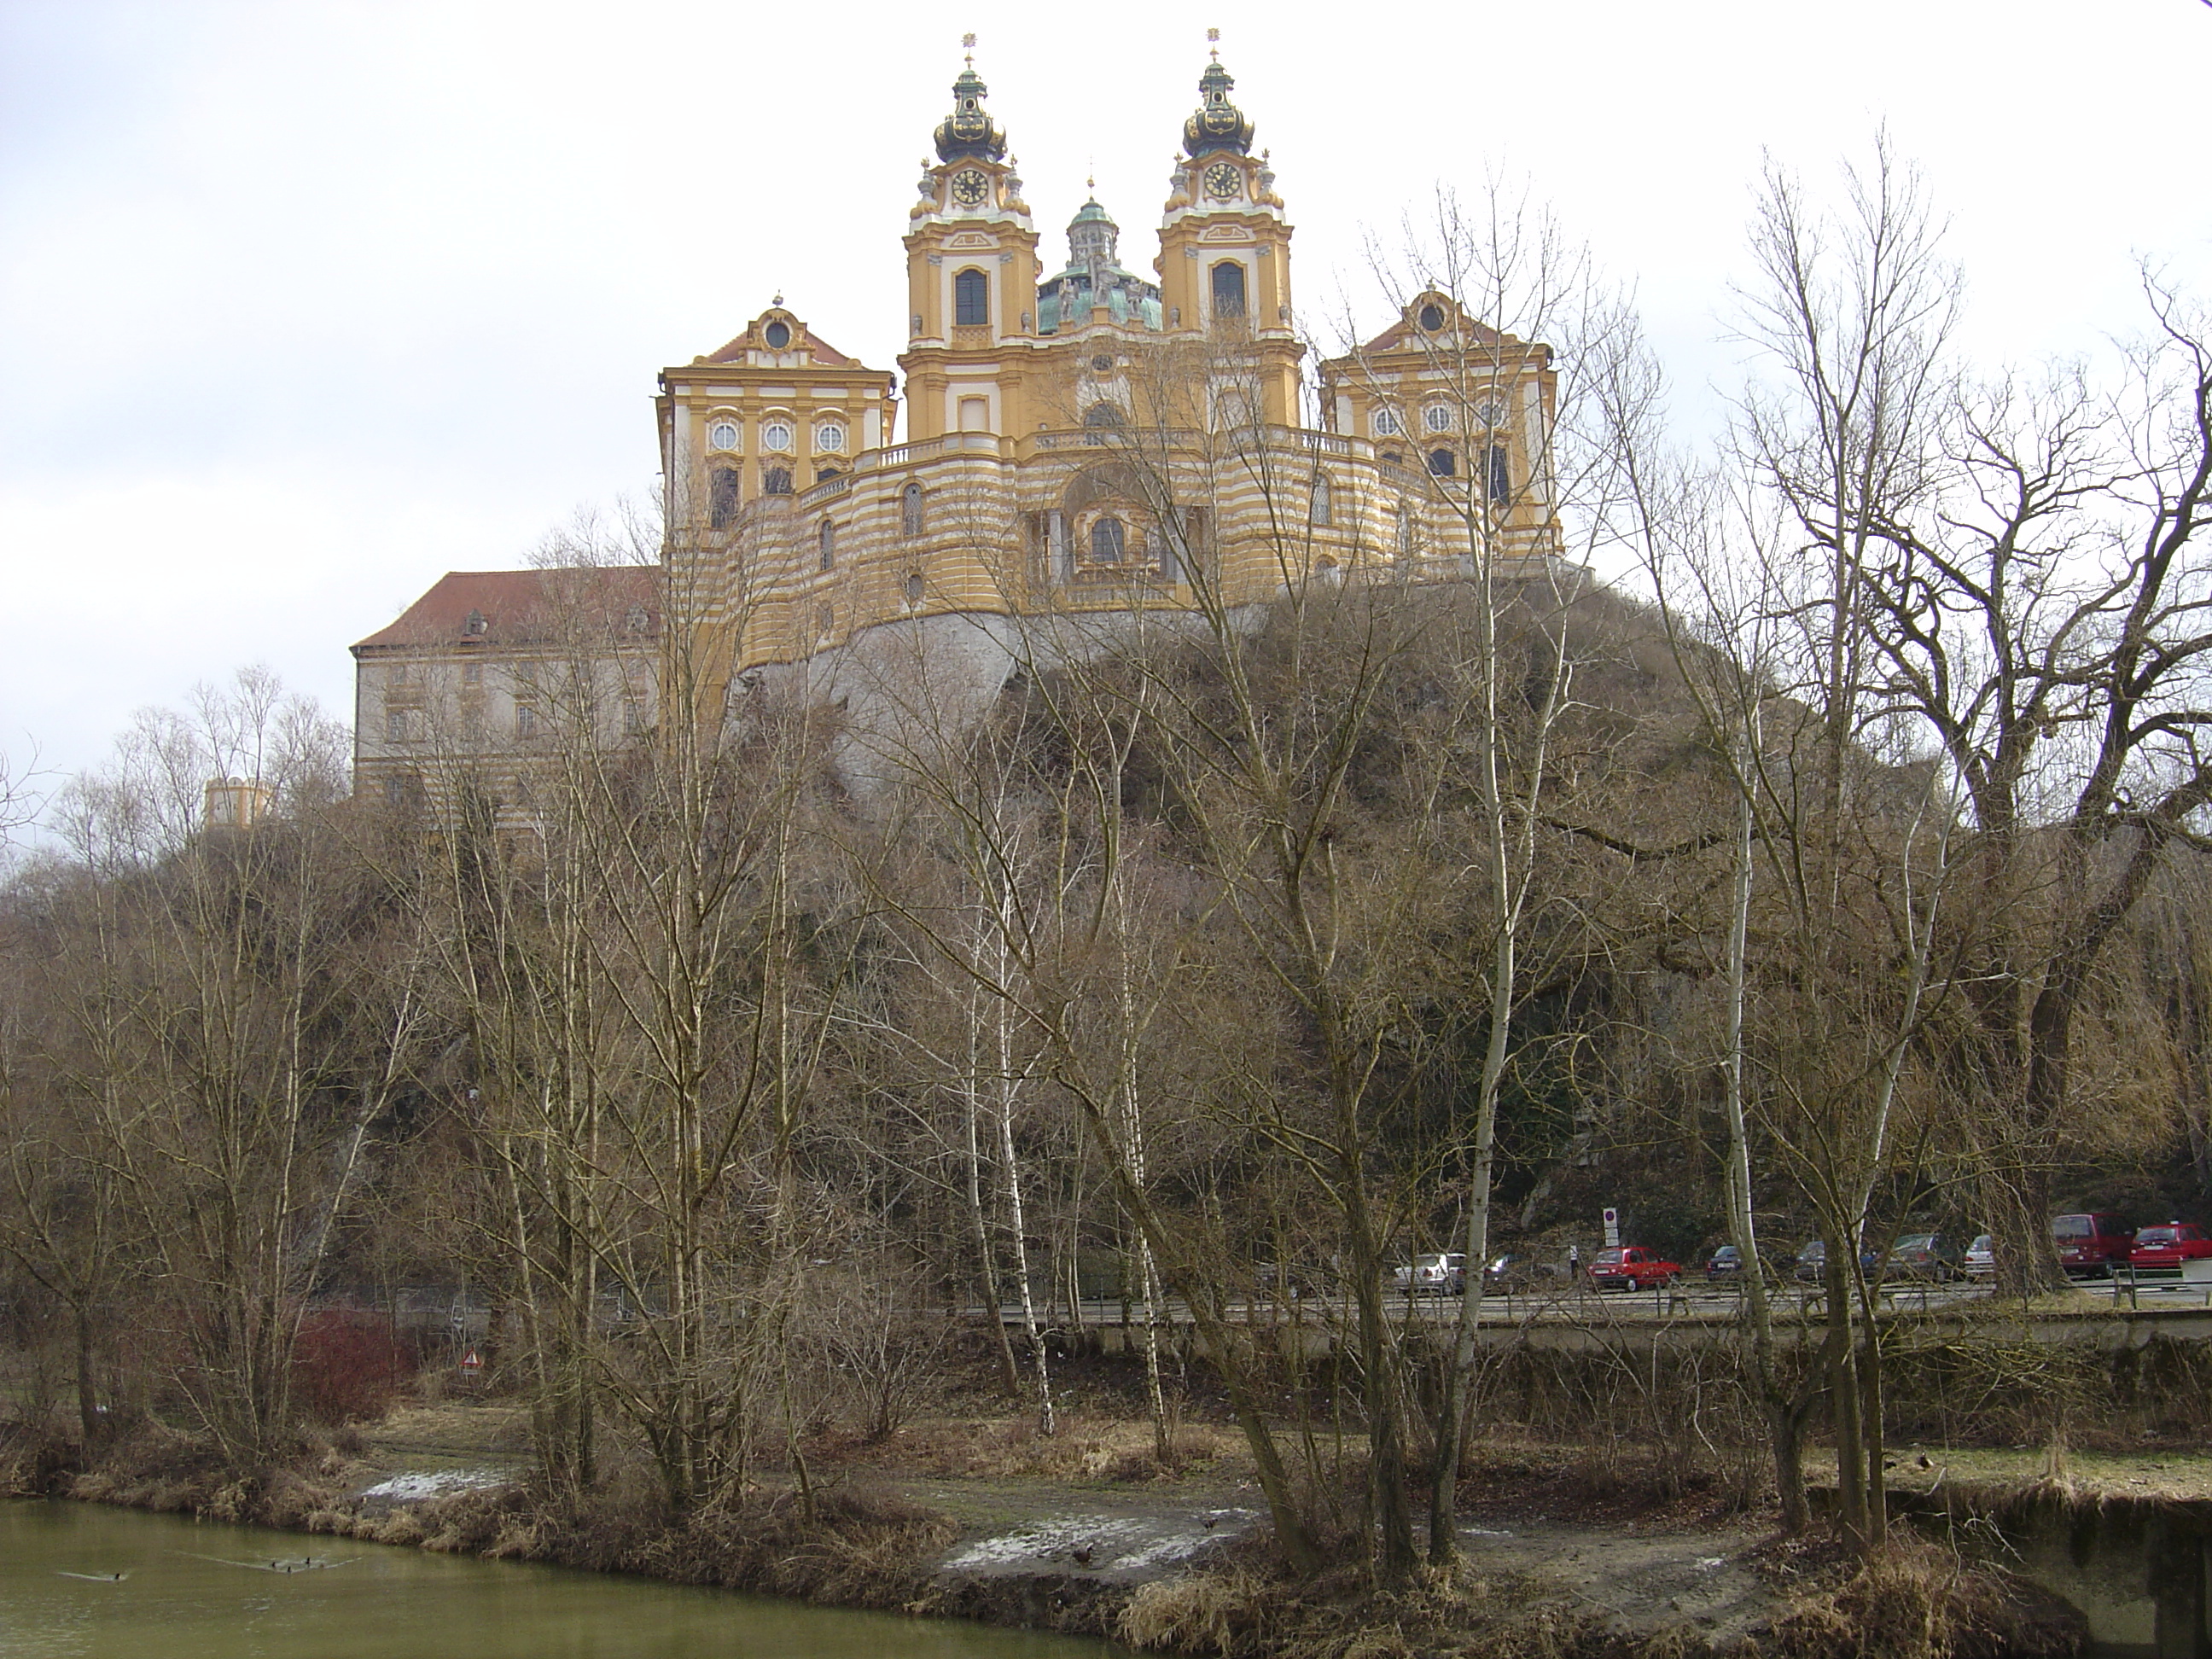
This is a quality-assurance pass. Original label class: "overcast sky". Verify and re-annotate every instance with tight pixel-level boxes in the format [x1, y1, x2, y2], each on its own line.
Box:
[2, 0, 2207, 815]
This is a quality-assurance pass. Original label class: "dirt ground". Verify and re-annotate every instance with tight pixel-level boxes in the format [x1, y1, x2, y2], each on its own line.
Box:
[344, 1400, 1794, 1646]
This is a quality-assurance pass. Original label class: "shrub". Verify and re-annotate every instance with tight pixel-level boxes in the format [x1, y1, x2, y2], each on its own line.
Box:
[291, 1311, 415, 1424]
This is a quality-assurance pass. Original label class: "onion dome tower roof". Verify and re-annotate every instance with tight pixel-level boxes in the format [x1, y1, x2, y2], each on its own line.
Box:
[934, 60, 1007, 162]
[1181, 54, 1254, 158]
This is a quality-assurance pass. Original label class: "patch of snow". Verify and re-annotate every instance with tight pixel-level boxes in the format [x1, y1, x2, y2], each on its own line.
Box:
[357, 1469, 506, 1502]
[940, 1508, 1257, 1581]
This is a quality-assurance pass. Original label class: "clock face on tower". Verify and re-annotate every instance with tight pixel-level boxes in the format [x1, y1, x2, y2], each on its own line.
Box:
[1203, 162, 1241, 201]
[950, 169, 989, 207]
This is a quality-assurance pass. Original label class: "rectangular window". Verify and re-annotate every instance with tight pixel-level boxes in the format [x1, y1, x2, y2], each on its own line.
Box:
[954, 267, 990, 326]
[708, 466, 742, 529]
[624, 701, 644, 736]
[516, 705, 537, 739]
[1487, 445, 1511, 503]
[385, 708, 410, 742]
[463, 661, 483, 685]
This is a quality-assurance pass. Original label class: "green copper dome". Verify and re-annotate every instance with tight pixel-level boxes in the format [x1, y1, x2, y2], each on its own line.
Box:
[934, 64, 1008, 162]
[1182, 57, 1254, 158]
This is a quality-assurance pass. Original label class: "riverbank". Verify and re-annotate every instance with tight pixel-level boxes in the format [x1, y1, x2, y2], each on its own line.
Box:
[2, 1395, 2102, 1658]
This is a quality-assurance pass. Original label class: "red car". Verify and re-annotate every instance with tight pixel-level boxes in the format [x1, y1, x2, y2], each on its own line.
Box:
[2128, 1224, 2212, 1271]
[2053, 1213, 2136, 1278]
[1590, 1246, 1681, 1291]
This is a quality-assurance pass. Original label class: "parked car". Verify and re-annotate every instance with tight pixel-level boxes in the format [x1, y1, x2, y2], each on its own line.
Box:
[2128, 1224, 2212, 1272]
[1481, 1254, 1525, 1291]
[2053, 1213, 2136, 1278]
[1391, 1253, 1466, 1295]
[1705, 1244, 1746, 1283]
[1589, 1246, 1681, 1291]
[1882, 1232, 1965, 1282]
[1793, 1240, 1827, 1284]
[1963, 1235, 1996, 1279]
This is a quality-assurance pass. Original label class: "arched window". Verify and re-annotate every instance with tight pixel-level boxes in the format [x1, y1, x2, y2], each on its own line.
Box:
[954, 267, 990, 326]
[708, 466, 742, 527]
[1428, 448, 1457, 478]
[1090, 516, 1126, 564]
[1486, 445, 1511, 502]
[818, 519, 836, 572]
[901, 481, 924, 537]
[1210, 261, 1246, 318]
[763, 466, 792, 496]
[904, 571, 925, 605]
[1418, 302, 1447, 332]
[1083, 402, 1124, 428]
[1396, 509, 1415, 556]
[1311, 474, 1334, 527]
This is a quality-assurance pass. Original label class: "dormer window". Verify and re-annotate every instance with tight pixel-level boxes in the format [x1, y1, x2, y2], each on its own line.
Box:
[463, 608, 487, 637]
[625, 605, 649, 634]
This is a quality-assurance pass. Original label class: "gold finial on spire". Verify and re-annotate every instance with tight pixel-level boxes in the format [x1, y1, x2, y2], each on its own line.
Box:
[962, 31, 976, 65]
[1207, 26, 1220, 60]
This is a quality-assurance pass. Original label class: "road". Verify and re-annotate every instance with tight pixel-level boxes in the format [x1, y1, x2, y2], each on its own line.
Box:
[988, 1272, 2212, 1330]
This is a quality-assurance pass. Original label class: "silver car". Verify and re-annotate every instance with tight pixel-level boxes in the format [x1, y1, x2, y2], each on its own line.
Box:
[1390, 1253, 1466, 1295]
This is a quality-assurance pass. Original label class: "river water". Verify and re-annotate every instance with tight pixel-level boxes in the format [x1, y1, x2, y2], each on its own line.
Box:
[0, 1501, 1119, 1659]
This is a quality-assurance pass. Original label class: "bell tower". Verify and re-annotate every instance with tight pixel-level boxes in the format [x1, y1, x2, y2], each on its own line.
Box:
[901, 41, 1042, 442]
[1155, 38, 1301, 422]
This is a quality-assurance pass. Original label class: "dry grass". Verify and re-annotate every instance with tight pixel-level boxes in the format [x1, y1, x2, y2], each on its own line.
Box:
[863, 1412, 1243, 1484]
[1765, 1538, 2086, 1659]
[1112, 1542, 1617, 1659]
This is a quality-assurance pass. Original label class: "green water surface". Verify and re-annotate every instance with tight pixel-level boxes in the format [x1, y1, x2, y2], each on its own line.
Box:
[0, 1500, 1117, 1659]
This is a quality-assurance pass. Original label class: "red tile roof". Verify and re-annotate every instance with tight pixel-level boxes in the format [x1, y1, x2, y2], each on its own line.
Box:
[352, 567, 661, 653]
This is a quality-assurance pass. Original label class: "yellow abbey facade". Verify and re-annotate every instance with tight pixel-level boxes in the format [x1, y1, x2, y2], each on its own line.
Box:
[654, 49, 1563, 703]
[354, 47, 1563, 799]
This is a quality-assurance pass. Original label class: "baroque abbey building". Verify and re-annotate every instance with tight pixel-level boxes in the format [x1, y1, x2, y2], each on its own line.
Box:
[352, 49, 1563, 801]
